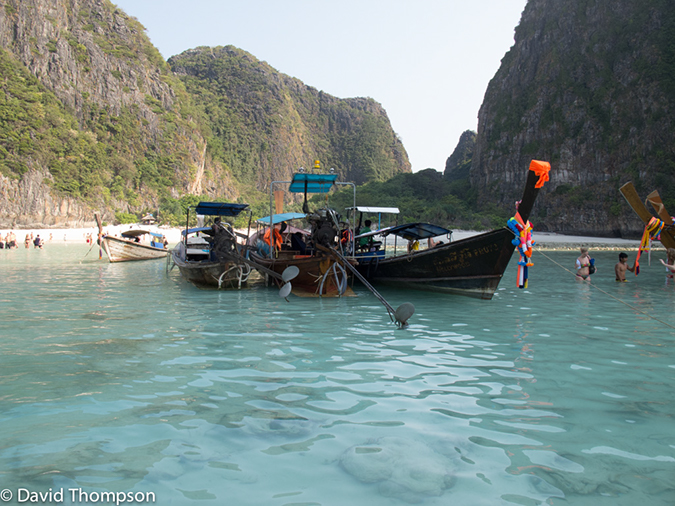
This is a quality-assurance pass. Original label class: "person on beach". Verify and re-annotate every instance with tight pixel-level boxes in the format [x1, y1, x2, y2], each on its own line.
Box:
[576, 247, 593, 281]
[33, 235, 43, 249]
[615, 252, 636, 282]
[24, 234, 31, 248]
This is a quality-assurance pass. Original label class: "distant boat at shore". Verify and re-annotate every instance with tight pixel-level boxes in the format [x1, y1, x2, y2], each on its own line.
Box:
[96, 214, 168, 263]
[99, 229, 169, 263]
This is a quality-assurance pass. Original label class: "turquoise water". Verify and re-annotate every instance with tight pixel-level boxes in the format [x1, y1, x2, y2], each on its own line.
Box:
[0, 244, 674, 505]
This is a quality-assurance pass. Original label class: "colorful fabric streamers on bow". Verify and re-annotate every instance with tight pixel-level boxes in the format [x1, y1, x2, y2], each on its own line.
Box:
[635, 217, 665, 275]
[507, 212, 534, 288]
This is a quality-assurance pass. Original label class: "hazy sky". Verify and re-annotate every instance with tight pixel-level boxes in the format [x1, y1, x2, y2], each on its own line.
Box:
[112, 0, 527, 173]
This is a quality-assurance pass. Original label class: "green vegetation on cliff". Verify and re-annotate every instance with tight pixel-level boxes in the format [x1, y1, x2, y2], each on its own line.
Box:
[168, 46, 411, 188]
[320, 169, 508, 231]
[0, 43, 200, 206]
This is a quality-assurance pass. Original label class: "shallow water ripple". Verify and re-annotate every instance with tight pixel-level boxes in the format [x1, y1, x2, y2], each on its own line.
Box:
[0, 247, 674, 505]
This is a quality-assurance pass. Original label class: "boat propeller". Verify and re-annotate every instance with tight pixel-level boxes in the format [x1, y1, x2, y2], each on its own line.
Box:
[282, 266, 299, 282]
[278, 266, 300, 301]
[322, 245, 415, 328]
[393, 302, 415, 328]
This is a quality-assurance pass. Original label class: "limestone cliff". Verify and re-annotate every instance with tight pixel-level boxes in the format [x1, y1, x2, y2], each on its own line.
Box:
[0, 0, 214, 226]
[473, 0, 675, 237]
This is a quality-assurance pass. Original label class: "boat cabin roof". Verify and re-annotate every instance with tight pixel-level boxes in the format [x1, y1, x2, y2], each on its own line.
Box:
[288, 173, 338, 194]
[121, 229, 163, 239]
[194, 202, 249, 217]
[347, 206, 400, 214]
[256, 212, 306, 225]
[355, 222, 452, 241]
[181, 226, 211, 237]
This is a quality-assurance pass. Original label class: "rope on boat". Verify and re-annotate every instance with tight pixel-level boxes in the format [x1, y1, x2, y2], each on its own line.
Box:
[216, 262, 251, 290]
[217, 265, 238, 289]
[318, 261, 348, 296]
[333, 262, 348, 295]
[79, 240, 98, 263]
[237, 263, 252, 289]
[534, 248, 675, 330]
[165, 250, 176, 274]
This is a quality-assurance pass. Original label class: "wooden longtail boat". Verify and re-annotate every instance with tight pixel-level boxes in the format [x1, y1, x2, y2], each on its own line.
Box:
[95, 213, 168, 263]
[170, 201, 298, 291]
[619, 182, 675, 250]
[170, 202, 255, 289]
[100, 230, 168, 263]
[352, 160, 551, 299]
[248, 171, 358, 297]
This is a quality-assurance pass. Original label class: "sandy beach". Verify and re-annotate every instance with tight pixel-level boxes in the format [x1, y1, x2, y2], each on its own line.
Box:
[0, 224, 184, 246]
[0, 226, 649, 251]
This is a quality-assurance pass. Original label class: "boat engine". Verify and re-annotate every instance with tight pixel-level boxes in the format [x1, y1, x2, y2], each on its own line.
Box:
[211, 222, 238, 260]
[308, 208, 340, 248]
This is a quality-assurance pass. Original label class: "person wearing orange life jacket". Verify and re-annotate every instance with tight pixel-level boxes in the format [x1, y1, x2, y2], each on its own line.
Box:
[340, 222, 353, 254]
[263, 222, 286, 251]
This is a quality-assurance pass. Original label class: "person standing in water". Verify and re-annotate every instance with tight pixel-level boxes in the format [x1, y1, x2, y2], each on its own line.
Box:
[659, 248, 675, 284]
[576, 247, 593, 281]
[615, 252, 636, 282]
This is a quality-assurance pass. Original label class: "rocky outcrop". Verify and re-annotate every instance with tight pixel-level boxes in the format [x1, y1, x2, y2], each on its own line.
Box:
[444, 130, 475, 182]
[472, 0, 675, 237]
[0, 0, 177, 137]
[0, 171, 94, 227]
[168, 46, 411, 187]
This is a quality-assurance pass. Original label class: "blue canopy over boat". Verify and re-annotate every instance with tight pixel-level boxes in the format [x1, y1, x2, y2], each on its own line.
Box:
[355, 223, 452, 241]
[256, 212, 306, 225]
[180, 227, 211, 237]
[194, 202, 249, 216]
[288, 173, 337, 194]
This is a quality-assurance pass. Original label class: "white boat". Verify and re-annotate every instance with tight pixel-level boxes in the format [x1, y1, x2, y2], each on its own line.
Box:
[101, 229, 168, 263]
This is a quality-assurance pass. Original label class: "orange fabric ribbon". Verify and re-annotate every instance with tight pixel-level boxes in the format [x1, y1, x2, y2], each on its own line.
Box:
[634, 217, 664, 275]
[529, 160, 551, 188]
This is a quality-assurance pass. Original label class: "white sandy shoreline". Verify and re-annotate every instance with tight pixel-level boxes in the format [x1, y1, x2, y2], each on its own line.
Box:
[0, 226, 649, 251]
[0, 225, 184, 245]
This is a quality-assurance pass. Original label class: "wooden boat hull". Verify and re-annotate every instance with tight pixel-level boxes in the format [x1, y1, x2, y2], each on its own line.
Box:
[355, 229, 516, 299]
[249, 251, 354, 297]
[170, 245, 250, 289]
[102, 236, 168, 262]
